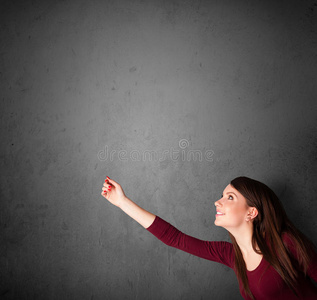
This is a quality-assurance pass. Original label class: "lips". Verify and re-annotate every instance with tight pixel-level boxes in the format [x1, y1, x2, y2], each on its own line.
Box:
[216, 211, 225, 216]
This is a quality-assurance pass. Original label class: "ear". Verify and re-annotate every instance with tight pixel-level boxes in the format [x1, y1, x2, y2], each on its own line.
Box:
[247, 207, 258, 220]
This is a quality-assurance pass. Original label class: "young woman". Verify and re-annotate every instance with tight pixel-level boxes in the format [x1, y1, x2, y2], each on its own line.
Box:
[101, 176, 317, 299]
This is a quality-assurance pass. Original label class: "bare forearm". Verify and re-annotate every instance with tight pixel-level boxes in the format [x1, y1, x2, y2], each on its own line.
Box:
[101, 177, 156, 228]
[119, 197, 156, 228]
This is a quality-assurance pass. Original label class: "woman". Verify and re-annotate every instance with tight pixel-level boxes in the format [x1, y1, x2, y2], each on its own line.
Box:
[101, 176, 317, 299]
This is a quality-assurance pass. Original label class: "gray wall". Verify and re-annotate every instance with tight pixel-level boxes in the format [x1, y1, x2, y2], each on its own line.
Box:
[1, 0, 317, 299]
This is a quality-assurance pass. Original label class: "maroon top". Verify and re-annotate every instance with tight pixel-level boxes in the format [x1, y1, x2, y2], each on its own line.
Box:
[147, 216, 317, 299]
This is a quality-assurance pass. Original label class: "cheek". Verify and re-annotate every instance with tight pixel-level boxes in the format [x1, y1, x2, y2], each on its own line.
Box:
[229, 206, 248, 221]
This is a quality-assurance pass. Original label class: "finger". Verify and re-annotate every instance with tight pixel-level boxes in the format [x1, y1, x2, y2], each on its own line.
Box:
[103, 183, 112, 189]
[106, 177, 119, 188]
[102, 186, 112, 193]
[104, 179, 114, 187]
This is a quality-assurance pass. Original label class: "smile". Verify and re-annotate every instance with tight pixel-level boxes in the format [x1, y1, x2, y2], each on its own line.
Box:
[216, 212, 225, 216]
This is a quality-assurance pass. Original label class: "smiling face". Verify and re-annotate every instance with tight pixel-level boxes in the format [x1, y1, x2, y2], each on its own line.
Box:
[214, 184, 255, 230]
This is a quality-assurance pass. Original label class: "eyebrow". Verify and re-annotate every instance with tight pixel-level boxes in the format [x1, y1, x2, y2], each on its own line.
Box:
[225, 192, 238, 198]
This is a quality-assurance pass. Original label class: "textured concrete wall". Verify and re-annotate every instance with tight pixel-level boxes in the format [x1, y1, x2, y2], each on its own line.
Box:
[1, 0, 317, 299]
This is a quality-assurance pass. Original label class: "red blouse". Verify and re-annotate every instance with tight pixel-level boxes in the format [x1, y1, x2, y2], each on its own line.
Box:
[147, 216, 317, 299]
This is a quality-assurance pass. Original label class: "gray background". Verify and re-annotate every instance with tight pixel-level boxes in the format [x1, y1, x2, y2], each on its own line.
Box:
[1, 0, 317, 299]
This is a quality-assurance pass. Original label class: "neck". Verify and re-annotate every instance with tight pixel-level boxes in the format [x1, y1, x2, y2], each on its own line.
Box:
[228, 223, 256, 255]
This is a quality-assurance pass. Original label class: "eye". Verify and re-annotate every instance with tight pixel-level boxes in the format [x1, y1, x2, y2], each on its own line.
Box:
[228, 195, 233, 200]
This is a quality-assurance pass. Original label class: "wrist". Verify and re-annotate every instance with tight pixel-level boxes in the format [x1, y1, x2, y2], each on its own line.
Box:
[118, 196, 131, 209]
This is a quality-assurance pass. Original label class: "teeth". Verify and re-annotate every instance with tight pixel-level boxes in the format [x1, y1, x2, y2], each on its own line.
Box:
[217, 212, 224, 215]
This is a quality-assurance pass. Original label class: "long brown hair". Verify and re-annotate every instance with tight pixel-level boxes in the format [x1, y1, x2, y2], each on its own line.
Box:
[229, 176, 316, 299]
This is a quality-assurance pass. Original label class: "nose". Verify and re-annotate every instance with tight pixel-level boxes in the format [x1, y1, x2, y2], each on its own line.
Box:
[214, 198, 222, 207]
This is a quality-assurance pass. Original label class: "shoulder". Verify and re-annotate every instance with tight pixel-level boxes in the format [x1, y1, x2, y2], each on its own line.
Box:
[208, 240, 233, 253]
[205, 241, 234, 268]
[281, 232, 294, 245]
[281, 231, 314, 261]
[281, 231, 316, 254]
[281, 231, 297, 255]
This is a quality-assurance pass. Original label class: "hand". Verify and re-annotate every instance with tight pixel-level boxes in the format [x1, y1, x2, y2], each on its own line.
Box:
[101, 176, 128, 207]
[101, 176, 155, 228]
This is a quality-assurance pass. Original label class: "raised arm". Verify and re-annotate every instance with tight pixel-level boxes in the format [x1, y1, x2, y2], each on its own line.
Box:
[100, 176, 234, 268]
[101, 176, 155, 228]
